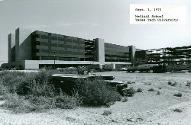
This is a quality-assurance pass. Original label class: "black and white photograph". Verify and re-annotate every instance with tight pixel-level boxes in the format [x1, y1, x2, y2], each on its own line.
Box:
[0, 0, 191, 124]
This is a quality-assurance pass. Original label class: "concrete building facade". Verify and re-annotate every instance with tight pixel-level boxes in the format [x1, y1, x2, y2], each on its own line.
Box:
[8, 28, 135, 69]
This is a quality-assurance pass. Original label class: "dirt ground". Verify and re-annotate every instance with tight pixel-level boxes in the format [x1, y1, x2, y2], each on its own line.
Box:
[0, 71, 191, 125]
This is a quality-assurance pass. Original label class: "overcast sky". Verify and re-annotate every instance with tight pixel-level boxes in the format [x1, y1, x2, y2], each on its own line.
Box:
[0, 0, 191, 64]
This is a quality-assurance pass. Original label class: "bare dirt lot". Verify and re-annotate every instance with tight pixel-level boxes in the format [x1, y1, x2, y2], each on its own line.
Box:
[0, 71, 191, 125]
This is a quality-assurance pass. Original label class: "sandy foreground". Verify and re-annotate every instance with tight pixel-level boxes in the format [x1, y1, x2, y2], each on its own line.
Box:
[0, 71, 191, 125]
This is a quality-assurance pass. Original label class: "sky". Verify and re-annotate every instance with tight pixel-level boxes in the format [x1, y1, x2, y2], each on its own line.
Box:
[0, 0, 191, 64]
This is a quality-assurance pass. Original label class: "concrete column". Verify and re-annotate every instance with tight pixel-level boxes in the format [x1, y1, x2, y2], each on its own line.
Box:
[112, 64, 116, 70]
[95, 38, 105, 69]
[99, 64, 103, 69]
[129, 45, 136, 66]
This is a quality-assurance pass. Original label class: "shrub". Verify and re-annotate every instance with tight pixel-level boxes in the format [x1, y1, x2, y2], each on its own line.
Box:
[156, 91, 161, 95]
[148, 88, 155, 92]
[2, 94, 79, 112]
[0, 71, 80, 112]
[173, 108, 183, 113]
[116, 84, 128, 96]
[168, 81, 172, 85]
[174, 92, 182, 97]
[123, 87, 136, 97]
[15, 73, 36, 95]
[77, 66, 89, 75]
[35, 70, 51, 83]
[168, 81, 177, 87]
[57, 67, 78, 74]
[102, 110, 112, 116]
[121, 97, 128, 102]
[126, 81, 135, 84]
[0, 83, 7, 95]
[74, 79, 121, 106]
[0, 71, 26, 93]
[186, 81, 191, 87]
[29, 81, 55, 97]
[27, 95, 54, 110]
[137, 88, 143, 92]
[2, 93, 36, 113]
[15, 71, 54, 96]
[54, 95, 79, 109]
[105, 101, 115, 107]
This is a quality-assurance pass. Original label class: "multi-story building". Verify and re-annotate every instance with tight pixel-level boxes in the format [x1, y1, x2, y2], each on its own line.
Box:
[8, 28, 135, 69]
[135, 46, 191, 70]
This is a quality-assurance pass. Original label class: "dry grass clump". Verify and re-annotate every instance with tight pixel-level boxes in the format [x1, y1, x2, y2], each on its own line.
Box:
[102, 110, 112, 116]
[2, 93, 80, 113]
[2, 93, 36, 113]
[53, 95, 81, 109]
[123, 87, 136, 97]
[74, 79, 121, 106]
[137, 88, 143, 92]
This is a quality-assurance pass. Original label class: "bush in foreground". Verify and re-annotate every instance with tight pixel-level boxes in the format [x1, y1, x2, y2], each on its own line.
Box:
[0, 70, 121, 112]
[74, 79, 121, 106]
[0, 71, 80, 112]
[2, 93, 80, 113]
[54, 95, 80, 109]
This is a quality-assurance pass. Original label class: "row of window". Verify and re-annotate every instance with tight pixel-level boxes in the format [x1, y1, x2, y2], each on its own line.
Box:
[105, 59, 130, 62]
[38, 49, 84, 54]
[39, 56, 84, 61]
[37, 43, 84, 49]
[105, 44, 129, 51]
[35, 39, 85, 46]
[105, 54, 130, 58]
[35, 33, 87, 43]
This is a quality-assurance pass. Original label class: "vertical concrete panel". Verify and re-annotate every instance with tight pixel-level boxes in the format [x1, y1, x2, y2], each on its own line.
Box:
[113, 64, 116, 70]
[8, 34, 11, 63]
[14, 27, 34, 69]
[15, 28, 19, 62]
[129, 45, 136, 66]
[96, 38, 105, 68]
[10, 33, 16, 62]
[18, 28, 33, 60]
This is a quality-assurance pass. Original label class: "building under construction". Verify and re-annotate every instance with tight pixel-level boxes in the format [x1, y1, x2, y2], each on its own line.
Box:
[135, 45, 191, 71]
